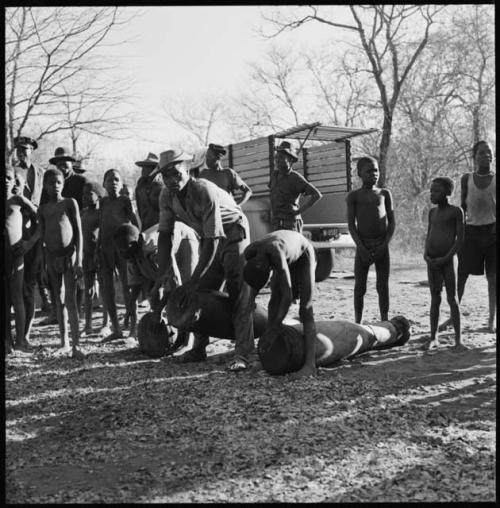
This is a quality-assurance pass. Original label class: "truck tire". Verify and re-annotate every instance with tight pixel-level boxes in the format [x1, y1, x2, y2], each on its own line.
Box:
[315, 249, 334, 282]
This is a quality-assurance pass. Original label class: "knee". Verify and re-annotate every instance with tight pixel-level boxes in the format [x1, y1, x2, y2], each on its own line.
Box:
[299, 305, 313, 323]
[430, 290, 441, 302]
[354, 282, 367, 295]
[376, 280, 388, 294]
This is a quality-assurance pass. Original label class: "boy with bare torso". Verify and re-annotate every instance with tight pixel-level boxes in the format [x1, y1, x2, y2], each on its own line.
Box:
[5, 166, 39, 353]
[424, 177, 465, 350]
[36, 169, 84, 358]
[81, 181, 108, 335]
[346, 156, 395, 323]
[243, 229, 317, 379]
[97, 169, 139, 341]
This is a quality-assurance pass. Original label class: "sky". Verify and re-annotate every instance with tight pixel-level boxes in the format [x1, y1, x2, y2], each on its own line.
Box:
[90, 5, 355, 161]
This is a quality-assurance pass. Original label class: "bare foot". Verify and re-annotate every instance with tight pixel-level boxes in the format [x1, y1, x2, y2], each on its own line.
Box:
[437, 318, 451, 332]
[101, 331, 124, 343]
[72, 346, 86, 360]
[100, 325, 112, 337]
[14, 340, 33, 352]
[423, 339, 439, 351]
[452, 343, 469, 352]
[83, 327, 93, 336]
[289, 366, 317, 380]
[487, 321, 496, 333]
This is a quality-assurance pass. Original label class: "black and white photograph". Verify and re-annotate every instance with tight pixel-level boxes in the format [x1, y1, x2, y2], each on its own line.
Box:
[4, 4, 495, 503]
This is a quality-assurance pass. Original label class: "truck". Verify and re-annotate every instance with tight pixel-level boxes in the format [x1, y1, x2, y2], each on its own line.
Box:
[216, 122, 378, 281]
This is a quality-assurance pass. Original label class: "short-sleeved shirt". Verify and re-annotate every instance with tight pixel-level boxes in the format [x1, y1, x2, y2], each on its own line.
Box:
[135, 173, 164, 231]
[198, 167, 246, 196]
[158, 177, 244, 238]
[269, 169, 313, 221]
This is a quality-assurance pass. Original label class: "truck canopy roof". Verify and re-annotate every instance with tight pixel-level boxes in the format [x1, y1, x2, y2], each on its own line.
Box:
[273, 122, 378, 142]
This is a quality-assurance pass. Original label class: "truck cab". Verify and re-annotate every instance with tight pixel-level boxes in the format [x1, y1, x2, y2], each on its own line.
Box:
[217, 122, 378, 281]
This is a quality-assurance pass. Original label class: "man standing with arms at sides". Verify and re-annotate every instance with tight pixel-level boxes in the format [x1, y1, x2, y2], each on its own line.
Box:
[152, 149, 254, 371]
[134, 152, 164, 231]
[199, 143, 253, 206]
[269, 140, 322, 233]
[12, 135, 47, 340]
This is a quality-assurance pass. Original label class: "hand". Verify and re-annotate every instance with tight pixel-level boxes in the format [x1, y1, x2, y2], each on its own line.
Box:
[178, 280, 198, 309]
[359, 246, 372, 264]
[373, 244, 386, 261]
[433, 256, 447, 266]
[11, 240, 28, 257]
[149, 275, 167, 300]
[10, 194, 30, 207]
[74, 264, 83, 280]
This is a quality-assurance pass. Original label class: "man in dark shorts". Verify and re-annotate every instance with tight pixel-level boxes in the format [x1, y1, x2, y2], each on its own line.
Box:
[269, 140, 322, 232]
[440, 140, 496, 333]
[199, 143, 253, 206]
[243, 229, 317, 378]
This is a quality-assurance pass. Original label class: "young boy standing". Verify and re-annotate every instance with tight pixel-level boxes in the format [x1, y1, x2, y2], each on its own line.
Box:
[346, 157, 395, 323]
[36, 169, 84, 358]
[81, 181, 108, 335]
[98, 169, 139, 341]
[5, 166, 39, 353]
[424, 177, 465, 350]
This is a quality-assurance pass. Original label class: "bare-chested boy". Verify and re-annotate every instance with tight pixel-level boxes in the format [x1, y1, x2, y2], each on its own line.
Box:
[346, 156, 395, 323]
[113, 221, 199, 344]
[5, 166, 39, 353]
[36, 169, 84, 358]
[98, 168, 139, 341]
[81, 181, 108, 335]
[243, 229, 317, 379]
[199, 143, 253, 206]
[424, 177, 465, 350]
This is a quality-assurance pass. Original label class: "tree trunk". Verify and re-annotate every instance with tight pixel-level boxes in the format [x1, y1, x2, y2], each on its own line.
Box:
[378, 112, 393, 188]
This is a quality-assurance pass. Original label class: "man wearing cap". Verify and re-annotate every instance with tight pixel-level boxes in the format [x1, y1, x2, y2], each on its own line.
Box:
[152, 149, 255, 371]
[269, 140, 322, 232]
[12, 135, 47, 343]
[134, 152, 164, 231]
[199, 143, 253, 206]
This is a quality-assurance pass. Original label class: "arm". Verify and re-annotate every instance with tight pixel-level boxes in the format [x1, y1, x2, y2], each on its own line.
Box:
[460, 173, 468, 214]
[374, 189, 396, 259]
[346, 192, 370, 262]
[297, 182, 322, 216]
[436, 207, 465, 264]
[423, 209, 433, 264]
[12, 194, 38, 218]
[125, 197, 140, 228]
[68, 199, 83, 274]
[268, 251, 293, 330]
[232, 171, 253, 206]
[189, 237, 220, 286]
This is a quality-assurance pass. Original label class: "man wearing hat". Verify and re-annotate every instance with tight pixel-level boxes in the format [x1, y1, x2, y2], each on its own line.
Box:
[269, 140, 322, 232]
[199, 143, 253, 206]
[12, 135, 47, 342]
[152, 149, 255, 371]
[134, 152, 164, 231]
[48, 146, 90, 210]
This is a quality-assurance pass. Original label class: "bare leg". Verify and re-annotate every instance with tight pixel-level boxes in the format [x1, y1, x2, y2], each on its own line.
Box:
[375, 248, 390, 321]
[128, 285, 141, 339]
[100, 265, 123, 341]
[48, 265, 70, 350]
[486, 271, 496, 332]
[354, 251, 370, 324]
[426, 291, 441, 350]
[10, 267, 29, 351]
[439, 270, 468, 331]
[83, 270, 95, 334]
[64, 268, 84, 359]
[443, 258, 465, 349]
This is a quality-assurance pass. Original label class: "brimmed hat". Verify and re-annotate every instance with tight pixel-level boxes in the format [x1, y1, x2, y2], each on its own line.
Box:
[207, 143, 227, 156]
[158, 150, 193, 172]
[135, 152, 159, 168]
[14, 136, 38, 150]
[275, 140, 298, 162]
[49, 147, 76, 165]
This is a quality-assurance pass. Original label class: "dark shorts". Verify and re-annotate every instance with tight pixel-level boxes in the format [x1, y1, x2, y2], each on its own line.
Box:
[458, 223, 496, 276]
[271, 217, 303, 233]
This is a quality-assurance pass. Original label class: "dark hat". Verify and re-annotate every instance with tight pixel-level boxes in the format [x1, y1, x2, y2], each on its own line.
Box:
[49, 147, 76, 165]
[14, 136, 38, 150]
[135, 152, 159, 168]
[158, 149, 193, 172]
[208, 143, 227, 156]
[275, 140, 298, 162]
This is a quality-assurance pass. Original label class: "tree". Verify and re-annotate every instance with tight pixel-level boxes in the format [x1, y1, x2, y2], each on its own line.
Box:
[261, 4, 448, 186]
[5, 6, 135, 157]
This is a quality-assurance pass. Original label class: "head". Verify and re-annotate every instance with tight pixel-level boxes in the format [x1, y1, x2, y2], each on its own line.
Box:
[103, 169, 123, 197]
[357, 157, 379, 186]
[113, 223, 140, 259]
[119, 184, 130, 198]
[430, 176, 454, 204]
[135, 152, 159, 177]
[205, 144, 226, 170]
[243, 257, 272, 291]
[82, 181, 106, 208]
[15, 144, 33, 167]
[472, 140, 493, 170]
[5, 165, 15, 198]
[43, 168, 64, 198]
[55, 158, 73, 177]
[13, 170, 26, 196]
[160, 160, 191, 193]
[141, 163, 157, 178]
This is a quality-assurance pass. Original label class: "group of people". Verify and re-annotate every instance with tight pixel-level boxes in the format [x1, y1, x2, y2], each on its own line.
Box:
[5, 133, 496, 376]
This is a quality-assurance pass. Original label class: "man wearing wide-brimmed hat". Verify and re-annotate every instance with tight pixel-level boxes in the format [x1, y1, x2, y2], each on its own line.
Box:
[269, 140, 322, 232]
[48, 147, 89, 210]
[133, 152, 164, 231]
[12, 135, 47, 345]
[152, 149, 255, 371]
[199, 143, 253, 206]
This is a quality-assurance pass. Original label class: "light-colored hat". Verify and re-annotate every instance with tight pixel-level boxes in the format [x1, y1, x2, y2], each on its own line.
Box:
[49, 147, 76, 165]
[158, 150, 193, 172]
[275, 140, 298, 162]
[135, 152, 159, 168]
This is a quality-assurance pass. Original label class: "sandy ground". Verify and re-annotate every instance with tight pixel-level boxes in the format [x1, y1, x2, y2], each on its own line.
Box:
[4, 254, 496, 503]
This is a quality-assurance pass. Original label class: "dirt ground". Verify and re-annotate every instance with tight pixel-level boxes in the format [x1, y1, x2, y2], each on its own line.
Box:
[4, 254, 496, 503]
